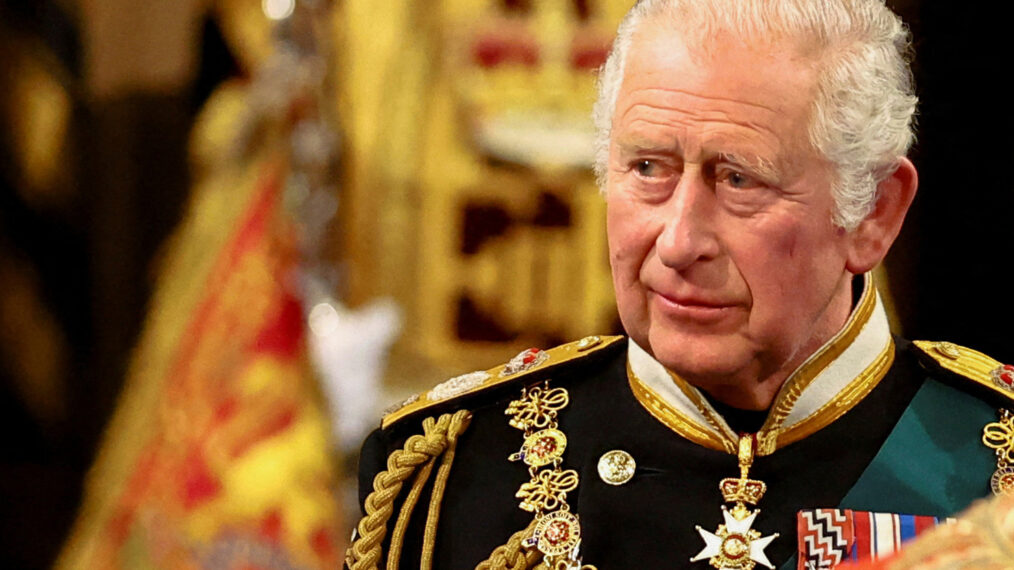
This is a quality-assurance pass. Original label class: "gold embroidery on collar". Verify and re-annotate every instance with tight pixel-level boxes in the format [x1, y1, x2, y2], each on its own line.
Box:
[772, 339, 894, 450]
[760, 275, 877, 438]
[627, 363, 733, 453]
[627, 274, 893, 455]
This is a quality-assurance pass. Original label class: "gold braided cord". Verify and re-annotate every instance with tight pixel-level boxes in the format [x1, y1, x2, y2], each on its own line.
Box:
[474, 519, 541, 570]
[421, 410, 471, 570]
[347, 411, 472, 570]
[386, 456, 437, 570]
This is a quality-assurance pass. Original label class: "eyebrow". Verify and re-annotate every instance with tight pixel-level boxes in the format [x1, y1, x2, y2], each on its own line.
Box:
[719, 152, 781, 182]
[613, 138, 786, 182]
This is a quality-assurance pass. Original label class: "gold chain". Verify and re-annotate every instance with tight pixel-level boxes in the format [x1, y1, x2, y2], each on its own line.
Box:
[506, 381, 595, 570]
[982, 408, 1014, 496]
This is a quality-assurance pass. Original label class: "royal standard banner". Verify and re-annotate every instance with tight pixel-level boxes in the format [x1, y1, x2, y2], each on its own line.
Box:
[57, 151, 342, 569]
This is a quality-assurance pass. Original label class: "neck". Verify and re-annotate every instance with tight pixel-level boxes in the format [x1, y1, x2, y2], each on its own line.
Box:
[688, 275, 855, 411]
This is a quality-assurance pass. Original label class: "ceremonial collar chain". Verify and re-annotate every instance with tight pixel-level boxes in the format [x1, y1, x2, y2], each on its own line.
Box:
[506, 381, 595, 570]
[627, 274, 895, 569]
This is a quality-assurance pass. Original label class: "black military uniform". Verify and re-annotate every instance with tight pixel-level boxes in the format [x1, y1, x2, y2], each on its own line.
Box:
[348, 278, 1014, 570]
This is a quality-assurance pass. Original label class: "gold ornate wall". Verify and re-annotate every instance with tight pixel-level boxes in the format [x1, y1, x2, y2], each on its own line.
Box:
[336, 0, 635, 378]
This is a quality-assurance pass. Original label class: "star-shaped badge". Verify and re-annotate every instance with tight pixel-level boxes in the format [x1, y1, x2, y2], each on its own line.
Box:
[690, 504, 779, 570]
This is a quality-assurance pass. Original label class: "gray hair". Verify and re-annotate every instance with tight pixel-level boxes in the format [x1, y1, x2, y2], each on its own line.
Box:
[592, 0, 917, 230]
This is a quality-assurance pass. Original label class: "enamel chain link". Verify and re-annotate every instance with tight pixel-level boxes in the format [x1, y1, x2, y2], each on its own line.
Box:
[506, 382, 596, 570]
[982, 408, 1014, 496]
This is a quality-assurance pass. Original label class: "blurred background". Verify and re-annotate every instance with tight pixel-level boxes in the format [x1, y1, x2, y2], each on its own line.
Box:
[0, 0, 1010, 568]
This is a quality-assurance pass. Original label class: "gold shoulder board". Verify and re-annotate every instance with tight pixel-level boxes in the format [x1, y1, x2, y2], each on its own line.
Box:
[382, 335, 624, 429]
[914, 340, 1014, 402]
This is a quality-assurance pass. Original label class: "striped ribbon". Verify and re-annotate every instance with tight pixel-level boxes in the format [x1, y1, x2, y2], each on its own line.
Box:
[796, 508, 951, 569]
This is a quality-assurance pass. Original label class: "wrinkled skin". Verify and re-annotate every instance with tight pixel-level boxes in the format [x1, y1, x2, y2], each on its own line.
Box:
[605, 23, 865, 410]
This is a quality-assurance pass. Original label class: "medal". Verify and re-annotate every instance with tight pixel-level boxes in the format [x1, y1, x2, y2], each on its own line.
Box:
[691, 435, 778, 570]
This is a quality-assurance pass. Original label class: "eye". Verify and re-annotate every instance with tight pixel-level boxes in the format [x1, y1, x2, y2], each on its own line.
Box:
[634, 159, 659, 177]
[717, 168, 762, 190]
[632, 159, 676, 180]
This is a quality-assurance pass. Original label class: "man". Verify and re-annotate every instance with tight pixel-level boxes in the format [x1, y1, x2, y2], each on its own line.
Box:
[346, 1, 1014, 569]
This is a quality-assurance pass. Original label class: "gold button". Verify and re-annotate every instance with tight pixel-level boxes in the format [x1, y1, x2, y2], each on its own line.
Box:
[576, 335, 602, 351]
[935, 341, 961, 360]
[597, 450, 636, 486]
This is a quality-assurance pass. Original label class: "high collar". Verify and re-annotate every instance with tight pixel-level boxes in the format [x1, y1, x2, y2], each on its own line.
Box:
[627, 273, 895, 455]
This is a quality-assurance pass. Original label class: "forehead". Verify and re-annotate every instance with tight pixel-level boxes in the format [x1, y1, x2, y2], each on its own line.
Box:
[614, 20, 820, 160]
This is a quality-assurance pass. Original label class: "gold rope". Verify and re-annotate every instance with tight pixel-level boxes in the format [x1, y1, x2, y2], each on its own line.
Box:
[347, 411, 472, 570]
[421, 410, 471, 570]
[474, 519, 542, 570]
[386, 456, 437, 570]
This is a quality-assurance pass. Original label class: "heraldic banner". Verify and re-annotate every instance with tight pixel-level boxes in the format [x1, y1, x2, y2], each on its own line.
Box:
[57, 150, 342, 569]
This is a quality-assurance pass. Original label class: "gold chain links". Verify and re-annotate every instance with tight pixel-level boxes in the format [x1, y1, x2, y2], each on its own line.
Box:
[505, 381, 595, 570]
[982, 408, 1014, 496]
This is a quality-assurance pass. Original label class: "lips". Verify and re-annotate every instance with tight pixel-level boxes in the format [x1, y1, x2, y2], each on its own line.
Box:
[648, 288, 741, 322]
[651, 289, 736, 309]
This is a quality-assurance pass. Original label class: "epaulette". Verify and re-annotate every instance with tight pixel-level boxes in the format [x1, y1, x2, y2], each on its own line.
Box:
[381, 335, 624, 430]
[913, 340, 1014, 402]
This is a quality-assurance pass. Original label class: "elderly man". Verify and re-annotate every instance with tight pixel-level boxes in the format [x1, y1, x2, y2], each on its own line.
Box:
[346, 1, 1014, 569]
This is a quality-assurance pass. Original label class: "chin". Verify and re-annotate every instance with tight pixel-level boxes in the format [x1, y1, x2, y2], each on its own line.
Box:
[645, 329, 753, 384]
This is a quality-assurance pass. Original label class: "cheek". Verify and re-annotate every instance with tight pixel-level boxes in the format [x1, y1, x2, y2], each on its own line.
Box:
[606, 199, 647, 265]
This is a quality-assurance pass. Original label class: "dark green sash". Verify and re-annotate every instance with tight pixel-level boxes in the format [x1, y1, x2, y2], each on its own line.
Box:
[778, 378, 996, 570]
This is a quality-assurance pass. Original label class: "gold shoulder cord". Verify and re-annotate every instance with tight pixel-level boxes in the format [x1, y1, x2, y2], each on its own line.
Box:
[345, 410, 472, 570]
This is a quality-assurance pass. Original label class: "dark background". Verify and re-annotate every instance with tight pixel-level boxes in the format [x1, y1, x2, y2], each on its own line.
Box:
[0, 1, 1010, 567]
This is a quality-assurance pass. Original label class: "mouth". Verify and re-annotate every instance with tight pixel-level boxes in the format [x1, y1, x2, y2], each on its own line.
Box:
[648, 289, 740, 322]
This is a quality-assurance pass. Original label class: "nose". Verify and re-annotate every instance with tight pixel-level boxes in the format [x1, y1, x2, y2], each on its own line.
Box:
[656, 170, 720, 269]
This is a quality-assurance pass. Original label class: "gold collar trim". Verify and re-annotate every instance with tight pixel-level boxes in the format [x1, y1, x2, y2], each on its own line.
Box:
[628, 273, 895, 455]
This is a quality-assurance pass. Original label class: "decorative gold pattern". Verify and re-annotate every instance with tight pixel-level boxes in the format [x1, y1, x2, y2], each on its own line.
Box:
[506, 386, 570, 431]
[516, 469, 578, 512]
[771, 341, 894, 452]
[982, 409, 1014, 496]
[597, 450, 636, 486]
[507, 380, 589, 568]
[627, 363, 733, 453]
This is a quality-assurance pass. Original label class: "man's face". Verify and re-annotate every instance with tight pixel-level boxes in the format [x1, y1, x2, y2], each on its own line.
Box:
[605, 23, 858, 403]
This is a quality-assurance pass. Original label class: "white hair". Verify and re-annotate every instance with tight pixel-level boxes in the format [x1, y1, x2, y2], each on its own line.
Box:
[593, 0, 917, 230]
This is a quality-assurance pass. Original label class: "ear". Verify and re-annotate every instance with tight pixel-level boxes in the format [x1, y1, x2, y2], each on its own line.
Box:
[845, 157, 918, 274]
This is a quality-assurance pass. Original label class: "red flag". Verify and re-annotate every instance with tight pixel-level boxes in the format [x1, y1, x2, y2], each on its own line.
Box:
[59, 154, 342, 569]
